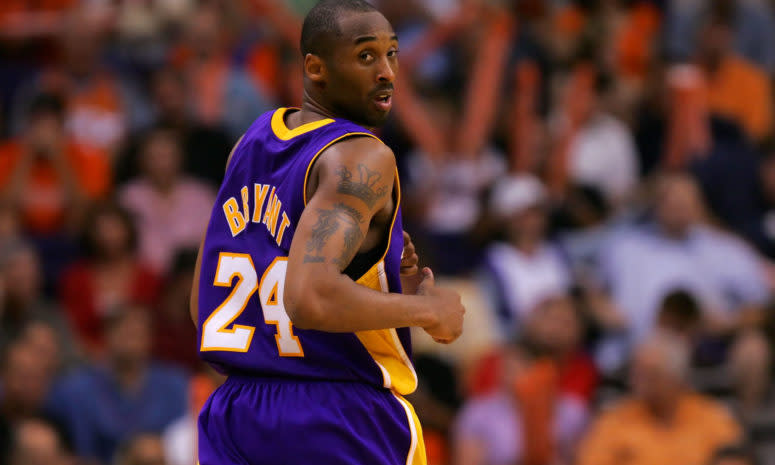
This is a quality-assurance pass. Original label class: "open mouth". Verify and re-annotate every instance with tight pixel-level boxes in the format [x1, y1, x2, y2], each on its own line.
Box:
[373, 92, 392, 110]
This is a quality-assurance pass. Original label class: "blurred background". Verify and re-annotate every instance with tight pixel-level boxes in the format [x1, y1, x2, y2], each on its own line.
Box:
[2, 0, 775, 464]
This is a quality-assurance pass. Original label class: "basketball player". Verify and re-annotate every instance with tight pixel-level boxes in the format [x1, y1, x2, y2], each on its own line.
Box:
[191, 1, 465, 464]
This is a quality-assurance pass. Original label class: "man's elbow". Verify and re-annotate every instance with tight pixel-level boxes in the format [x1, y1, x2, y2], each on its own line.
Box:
[284, 279, 334, 330]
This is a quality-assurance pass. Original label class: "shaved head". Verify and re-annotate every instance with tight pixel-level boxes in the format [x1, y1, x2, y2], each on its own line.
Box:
[300, 0, 378, 59]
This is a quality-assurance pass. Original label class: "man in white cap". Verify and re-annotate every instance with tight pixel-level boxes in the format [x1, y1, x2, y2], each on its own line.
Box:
[479, 174, 571, 339]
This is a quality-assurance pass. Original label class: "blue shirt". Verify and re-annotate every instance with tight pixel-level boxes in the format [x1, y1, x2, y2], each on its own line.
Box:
[46, 363, 188, 464]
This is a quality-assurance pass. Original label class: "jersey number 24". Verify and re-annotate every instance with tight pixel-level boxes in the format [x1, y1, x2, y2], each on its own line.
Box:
[200, 253, 304, 356]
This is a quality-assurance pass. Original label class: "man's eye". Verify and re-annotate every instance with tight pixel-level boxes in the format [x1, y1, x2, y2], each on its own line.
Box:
[388, 50, 399, 57]
[360, 52, 373, 61]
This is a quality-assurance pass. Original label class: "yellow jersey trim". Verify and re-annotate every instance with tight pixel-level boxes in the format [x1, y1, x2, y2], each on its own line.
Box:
[351, 170, 417, 395]
[270, 107, 335, 141]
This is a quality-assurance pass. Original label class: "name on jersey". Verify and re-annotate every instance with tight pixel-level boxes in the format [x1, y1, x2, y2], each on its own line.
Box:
[223, 183, 291, 245]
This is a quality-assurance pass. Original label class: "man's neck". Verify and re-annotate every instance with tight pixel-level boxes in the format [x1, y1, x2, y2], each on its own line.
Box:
[659, 224, 692, 241]
[110, 359, 147, 391]
[297, 95, 337, 126]
[645, 394, 683, 426]
[511, 236, 542, 256]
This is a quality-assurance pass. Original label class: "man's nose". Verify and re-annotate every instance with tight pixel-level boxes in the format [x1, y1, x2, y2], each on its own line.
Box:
[376, 57, 395, 83]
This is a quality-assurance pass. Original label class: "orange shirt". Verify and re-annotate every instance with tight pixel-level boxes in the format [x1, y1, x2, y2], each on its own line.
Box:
[705, 55, 773, 141]
[0, 140, 110, 234]
[37, 70, 128, 152]
[577, 393, 741, 465]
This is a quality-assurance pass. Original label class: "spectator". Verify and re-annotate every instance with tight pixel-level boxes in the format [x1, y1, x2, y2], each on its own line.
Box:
[0, 93, 110, 236]
[695, 9, 773, 142]
[0, 240, 78, 364]
[46, 308, 188, 464]
[452, 341, 587, 465]
[560, 74, 640, 207]
[479, 174, 571, 338]
[554, 184, 612, 287]
[524, 295, 598, 406]
[467, 294, 598, 407]
[577, 332, 741, 465]
[665, 0, 775, 73]
[654, 290, 703, 343]
[0, 340, 54, 419]
[59, 203, 160, 355]
[115, 67, 232, 188]
[600, 174, 768, 345]
[0, 340, 57, 462]
[10, 6, 149, 153]
[171, 3, 275, 139]
[114, 433, 167, 465]
[152, 250, 199, 372]
[0, 203, 19, 247]
[7, 418, 72, 465]
[118, 128, 215, 274]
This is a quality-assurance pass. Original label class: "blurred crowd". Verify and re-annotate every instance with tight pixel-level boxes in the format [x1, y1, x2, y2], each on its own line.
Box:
[2, 0, 775, 464]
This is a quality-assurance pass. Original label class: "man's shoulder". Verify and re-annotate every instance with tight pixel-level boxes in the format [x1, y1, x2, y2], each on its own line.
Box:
[316, 134, 395, 174]
[682, 393, 735, 420]
[592, 397, 647, 425]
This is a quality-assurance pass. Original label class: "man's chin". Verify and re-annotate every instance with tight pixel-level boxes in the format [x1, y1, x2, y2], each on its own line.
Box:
[364, 110, 390, 129]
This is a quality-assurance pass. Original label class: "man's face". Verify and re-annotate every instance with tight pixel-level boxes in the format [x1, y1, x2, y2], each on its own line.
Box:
[3, 248, 41, 306]
[320, 11, 398, 128]
[142, 132, 182, 184]
[526, 297, 580, 355]
[2, 344, 52, 413]
[630, 345, 681, 408]
[107, 311, 151, 366]
[655, 177, 702, 236]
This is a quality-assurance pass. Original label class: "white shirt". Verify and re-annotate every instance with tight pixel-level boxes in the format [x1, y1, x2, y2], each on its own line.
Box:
[485, 242, 571, 325]
[568, 113, 639, 204]
[600, 225, 769, 341]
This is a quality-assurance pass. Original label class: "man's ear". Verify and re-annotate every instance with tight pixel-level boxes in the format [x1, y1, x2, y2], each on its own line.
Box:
[304, 53, 326, 84]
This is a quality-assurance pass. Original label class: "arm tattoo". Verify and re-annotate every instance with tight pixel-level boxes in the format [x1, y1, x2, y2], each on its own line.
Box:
[335, 164, 389, 209]
[305, 203, 364, 269]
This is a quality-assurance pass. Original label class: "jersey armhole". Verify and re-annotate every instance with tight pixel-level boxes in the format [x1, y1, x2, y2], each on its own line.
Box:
[300, 131, 402, 283]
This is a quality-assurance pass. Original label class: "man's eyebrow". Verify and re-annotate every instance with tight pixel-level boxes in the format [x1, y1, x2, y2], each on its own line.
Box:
[354, 35, 377, 45]
[353, 34, 399, 45]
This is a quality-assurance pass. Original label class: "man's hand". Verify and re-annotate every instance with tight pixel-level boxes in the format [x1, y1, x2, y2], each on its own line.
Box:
[415, 268, 465, 344]
[400, 231, 419, 276]
[400, 230, 422, 295]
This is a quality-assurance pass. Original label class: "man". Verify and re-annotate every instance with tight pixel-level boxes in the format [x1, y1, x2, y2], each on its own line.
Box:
[0, 93, 110, 236]
[191, 1, 465, 465]
[453, 341, 588, 465]
[577, 332, 741, 465]
[600, 174, 768, 347]
[480, 174, 570, 339]
[47, 308, 187, 464]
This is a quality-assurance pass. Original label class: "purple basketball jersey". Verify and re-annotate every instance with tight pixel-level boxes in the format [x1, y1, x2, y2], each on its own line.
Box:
[196, 107, 417, 395]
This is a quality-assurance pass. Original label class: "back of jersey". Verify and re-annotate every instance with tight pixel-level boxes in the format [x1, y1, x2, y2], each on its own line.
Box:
[197, 108, 417, 395]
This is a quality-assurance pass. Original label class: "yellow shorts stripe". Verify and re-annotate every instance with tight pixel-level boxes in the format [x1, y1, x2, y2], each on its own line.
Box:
[392, 393, 427, 465]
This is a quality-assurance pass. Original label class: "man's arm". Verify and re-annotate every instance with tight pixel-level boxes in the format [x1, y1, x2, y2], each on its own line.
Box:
[284, 137, 463, 340]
